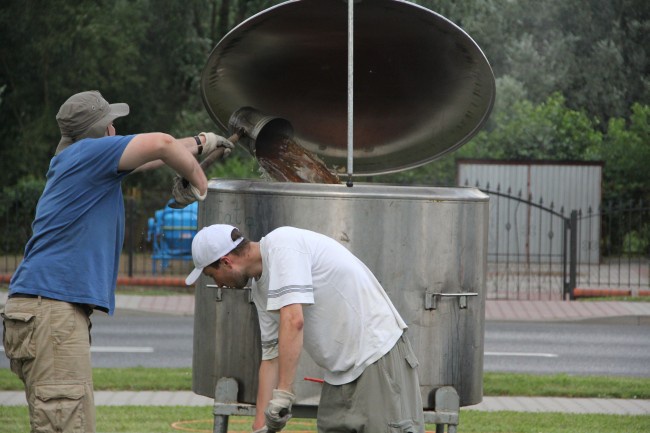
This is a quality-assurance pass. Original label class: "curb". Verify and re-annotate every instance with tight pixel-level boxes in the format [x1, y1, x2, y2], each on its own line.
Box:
[1, 391, 648, 415]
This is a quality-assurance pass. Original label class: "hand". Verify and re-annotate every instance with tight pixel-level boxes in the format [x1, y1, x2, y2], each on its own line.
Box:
[264, 389, 295, 432]
[199, 132, 234, 157]
[170, 175, 206, 209]
[252, 427, 268, 433]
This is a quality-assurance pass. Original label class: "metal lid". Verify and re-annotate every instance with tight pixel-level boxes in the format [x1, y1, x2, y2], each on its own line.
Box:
[201, 0, 495, 176]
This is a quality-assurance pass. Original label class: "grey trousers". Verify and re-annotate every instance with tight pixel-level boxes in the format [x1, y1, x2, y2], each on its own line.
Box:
[2, 296, 95, 433]
[317, 334, 425, 433]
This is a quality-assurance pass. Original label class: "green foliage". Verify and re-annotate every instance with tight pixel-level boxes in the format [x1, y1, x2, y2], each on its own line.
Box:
[0, 0, 149, 185]
[416, 0, 649, 124]
[0, 0, 648, 206]
[206, 150, 262, 180]
[586, 103, 650, 202]
[0, 177, 45, 253]
[623, 227, 650, 255]
[460, 93, 603, 161]
[375, 152, 457, 187]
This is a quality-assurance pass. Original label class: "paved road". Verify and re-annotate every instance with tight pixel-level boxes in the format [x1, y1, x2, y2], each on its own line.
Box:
[89, 311, 194, 368]
[3, 310, 648, 378]
[2, 293, 650, 416]
[484, 321, 650, 377]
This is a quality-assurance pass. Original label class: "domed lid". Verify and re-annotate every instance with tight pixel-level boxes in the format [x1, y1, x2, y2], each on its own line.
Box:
[201, 0, 495, 176]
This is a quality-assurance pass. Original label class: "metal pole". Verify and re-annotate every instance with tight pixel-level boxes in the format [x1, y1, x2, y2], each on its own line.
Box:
[569, 210, 578, 300]
[562, 216, 568, 299]
[346, 0, 354, 187]
[128, 197, 135, 277]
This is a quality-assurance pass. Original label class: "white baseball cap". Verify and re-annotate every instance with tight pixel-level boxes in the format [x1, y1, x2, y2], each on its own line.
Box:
[185, 224, 243, 285]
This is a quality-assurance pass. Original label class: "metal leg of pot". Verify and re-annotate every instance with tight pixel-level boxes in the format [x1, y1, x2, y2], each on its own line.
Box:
[213, 415, 228, 433]
[213, 377, 257, 433]
[423, 386, 460, 433]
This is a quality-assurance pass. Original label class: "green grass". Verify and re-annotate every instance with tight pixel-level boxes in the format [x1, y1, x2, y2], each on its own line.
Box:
[0, 284, 189, 297]
[0, 367, 194, 391]
[483, 372, 650, 399]
[115, 286, 192, 296]
[2, 369, 649, 399]
[1, 406, 648, 433]
[92, 367, 194, 390]
[2, 369, 649, 432]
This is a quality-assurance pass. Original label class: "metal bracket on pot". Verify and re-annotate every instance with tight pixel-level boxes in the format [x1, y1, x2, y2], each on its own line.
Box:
[206, 285, 254, 303]
[425, 291, 478, 310]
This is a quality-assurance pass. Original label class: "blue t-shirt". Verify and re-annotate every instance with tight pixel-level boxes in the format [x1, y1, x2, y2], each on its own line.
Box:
[9, 135, 135, 314]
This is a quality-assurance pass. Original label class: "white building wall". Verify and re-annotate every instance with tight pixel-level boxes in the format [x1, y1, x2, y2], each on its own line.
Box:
[458, 161, 602, 264]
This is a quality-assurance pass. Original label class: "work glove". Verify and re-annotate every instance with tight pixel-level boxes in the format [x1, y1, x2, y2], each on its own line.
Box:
[170, 175, 206, 209]
[264, 389, 295, 432]
[199, 132, 234, 158]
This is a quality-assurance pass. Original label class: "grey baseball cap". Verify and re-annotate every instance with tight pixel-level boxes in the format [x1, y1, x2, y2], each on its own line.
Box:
[55, 90, 129, 154]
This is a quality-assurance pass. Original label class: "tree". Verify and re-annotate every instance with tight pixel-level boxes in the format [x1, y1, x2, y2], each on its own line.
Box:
[0, 0, 647, 198]
[586, 103, 650, 202]
[0, 0, 150, 186]
[460, 92, 603, 161]
[380, 92, 606, 187]
[416, 0, 649, 124]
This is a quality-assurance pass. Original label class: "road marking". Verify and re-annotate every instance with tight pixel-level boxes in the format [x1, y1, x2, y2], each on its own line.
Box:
[1, 346, 154, 353]
[91, 347, 154, 353]
[485, 351, 558, 358]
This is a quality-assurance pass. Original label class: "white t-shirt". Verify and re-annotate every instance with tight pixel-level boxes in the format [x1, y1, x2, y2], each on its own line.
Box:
[251, 226, 406, 385]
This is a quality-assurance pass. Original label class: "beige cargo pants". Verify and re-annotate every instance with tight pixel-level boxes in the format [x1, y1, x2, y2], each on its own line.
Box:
[2, 296, 95, 433]
[317, 334, 426, 433]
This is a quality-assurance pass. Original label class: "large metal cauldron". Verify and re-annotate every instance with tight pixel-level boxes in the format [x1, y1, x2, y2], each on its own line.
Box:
[193, 180, 489, 408]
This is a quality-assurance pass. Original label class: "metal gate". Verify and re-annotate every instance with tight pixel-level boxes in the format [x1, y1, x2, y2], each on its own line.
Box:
[479, 185, 649, 300]
[573, 201, 650, 298]
[480, 185, 570, 300]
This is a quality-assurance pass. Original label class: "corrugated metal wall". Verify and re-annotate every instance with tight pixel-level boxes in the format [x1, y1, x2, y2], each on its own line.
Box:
[457, 160, 602, 264]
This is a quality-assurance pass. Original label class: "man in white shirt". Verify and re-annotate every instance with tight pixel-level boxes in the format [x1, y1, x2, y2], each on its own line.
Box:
[186, 224, 425, 433]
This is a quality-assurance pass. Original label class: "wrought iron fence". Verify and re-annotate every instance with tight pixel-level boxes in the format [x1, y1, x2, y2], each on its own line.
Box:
[479, 184, 570, 300]
[2, 186, 648, 298]
[477, 184, 649, 300]
[0, 189, 196, 285]
[122, 193, 198, 279]
[574, 201, 650, 296]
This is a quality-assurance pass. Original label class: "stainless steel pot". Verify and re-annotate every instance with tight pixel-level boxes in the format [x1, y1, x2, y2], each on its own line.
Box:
[194, 0, 494, 411]
[193, 180, 489, 408]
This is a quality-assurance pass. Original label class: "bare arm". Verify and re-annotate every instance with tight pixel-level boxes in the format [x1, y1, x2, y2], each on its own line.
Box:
[253, 358, 279, 430]
[118, 133, 207, 194]
[252, 303, 303, 430]
[276, 303, 304, 392]
[127, 135, 201, 173]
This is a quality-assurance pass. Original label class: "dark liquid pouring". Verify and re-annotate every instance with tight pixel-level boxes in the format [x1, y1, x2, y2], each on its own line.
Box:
[256, 134, 340, 184]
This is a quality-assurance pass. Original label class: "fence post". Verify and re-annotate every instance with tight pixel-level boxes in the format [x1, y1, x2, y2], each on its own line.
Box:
[127, 197, 135, 278]
[567, 210, 578, 300]
[563, 215, 568, 298]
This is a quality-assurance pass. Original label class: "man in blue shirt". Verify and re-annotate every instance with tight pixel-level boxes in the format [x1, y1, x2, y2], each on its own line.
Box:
[1, 90, 232, 433]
